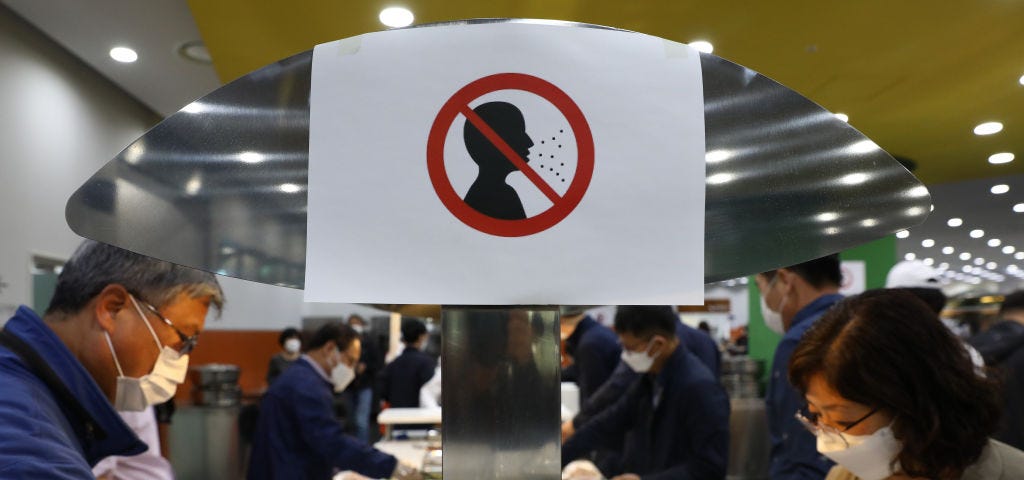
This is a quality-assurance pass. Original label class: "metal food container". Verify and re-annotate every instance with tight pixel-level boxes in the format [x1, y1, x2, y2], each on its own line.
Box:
[190, 363, 240, 387]
[193, 384, 242, 407]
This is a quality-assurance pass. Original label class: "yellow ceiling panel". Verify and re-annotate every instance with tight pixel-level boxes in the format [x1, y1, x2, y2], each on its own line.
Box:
[187, 0, 1024, 184]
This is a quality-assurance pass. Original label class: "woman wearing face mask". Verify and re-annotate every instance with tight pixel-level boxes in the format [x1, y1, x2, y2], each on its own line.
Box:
[789, 289, 1024, 480]
[249, 323, 421, 480]
[267, 327, 302, 386]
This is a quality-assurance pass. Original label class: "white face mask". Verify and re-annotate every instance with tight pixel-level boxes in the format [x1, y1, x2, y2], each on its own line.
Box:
[620, 338, 659, 373]
[816, 425, 902, 480]
[351, 324, 365, 335]
[105, 296, 190, 411]
[331, 352, 356, 392]
[760, 274, 787, 335]
[284, 337, 301, 354]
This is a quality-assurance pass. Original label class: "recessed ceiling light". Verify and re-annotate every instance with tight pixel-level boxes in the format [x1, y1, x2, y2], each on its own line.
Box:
[960, 252, 972, 260]
[834, 113, 849, 122]
[1014, 203, 1024, 213]
[379, 7, 414, 28]
[991, 184, 1010, 195]
[896, 230, 910, 239]
[947, 218, 963, 227]
[923, 258, 934, 266]
[1003, 246, 1016, 254]
[707, 173, 735, 185]
[238, 151, 264, 163]
[279, 183, 301, 193]
[185, 176, 201, 196]
[921, 239, 935, 248]
[841, 172, 870, 185]
[989, 153, 1015, 165]
[1020, 73, 1024, 86]
[1017, 252, 1024, 260]
[970, 229, 985, 238]
[861, 218, 878, 227]
[973, 122, 1003, 135]
[109, 46, 138, 63]
[848, 141, 879, 155]
[974, 258, 985, 265]
[938, 262, 949, 270]
[942, 246, 955, 255]
[705, 149, 732, 163]
[988, 238, 1002, 247]
[816, 212, 839, 222]
[689, 40, 714, 53]
[987, 262, 998, 270]
[904, 253, 916, 261]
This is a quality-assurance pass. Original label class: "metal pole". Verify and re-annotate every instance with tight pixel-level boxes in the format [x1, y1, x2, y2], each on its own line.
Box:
[441, 306, 561, 479]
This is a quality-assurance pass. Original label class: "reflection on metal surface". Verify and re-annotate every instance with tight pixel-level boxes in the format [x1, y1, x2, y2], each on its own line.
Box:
[441, 307, 560, 479]
[66, 19, 930, 288]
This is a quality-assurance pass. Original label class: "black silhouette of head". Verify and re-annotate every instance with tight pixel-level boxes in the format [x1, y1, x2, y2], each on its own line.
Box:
[464, 102, 534, 177]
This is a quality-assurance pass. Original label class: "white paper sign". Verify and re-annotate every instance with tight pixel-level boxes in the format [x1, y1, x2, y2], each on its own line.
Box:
[840, 260, 867, 296]
[305, 23, 705, 305]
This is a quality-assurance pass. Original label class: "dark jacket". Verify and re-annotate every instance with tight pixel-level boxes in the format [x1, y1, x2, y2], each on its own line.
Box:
[379, 346, 436, 408]
[767, 294, 843, 480]
[248, 357, 396, 479]
[970, 320, 1024, 451]
[347, 333, 384, 392]
[0, 307, 146, 478]
[573, 321, 720, 428]
[561, 316, 622, 405]
[562, 344, 730, 479]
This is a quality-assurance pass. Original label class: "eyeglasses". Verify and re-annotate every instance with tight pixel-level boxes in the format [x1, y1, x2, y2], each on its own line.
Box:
[795, 405, 878, 447]
[137, 298, 200, 355]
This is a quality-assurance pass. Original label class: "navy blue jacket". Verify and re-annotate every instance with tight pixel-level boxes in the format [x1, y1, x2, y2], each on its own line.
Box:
[563, 344, 730, 479]
[379, 346, 436, 408]
[0, 307, 146, 478]
[249, 357, 396, 479]
[562, 316, 622, 405]
[573, 321, 720, 428]
[766, 294, 843, 480]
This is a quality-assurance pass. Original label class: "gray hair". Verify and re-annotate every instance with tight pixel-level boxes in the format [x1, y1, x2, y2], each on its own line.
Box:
[46, 240, 224, 316]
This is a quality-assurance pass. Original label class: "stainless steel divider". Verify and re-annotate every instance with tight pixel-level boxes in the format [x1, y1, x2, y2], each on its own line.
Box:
[441, 306, 561, 479]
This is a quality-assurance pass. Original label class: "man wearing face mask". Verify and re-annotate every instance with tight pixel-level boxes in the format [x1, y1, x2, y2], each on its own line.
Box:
[561, 306, 730, 480]
[755, 254, 843, 480]
[0, 240, 223, 478]
[267, 327, 302, 385]
[343, 314, 384, 443]
[248, 323, 420, 480]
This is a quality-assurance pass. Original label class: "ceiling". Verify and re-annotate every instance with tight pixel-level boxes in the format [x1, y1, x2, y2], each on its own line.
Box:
[4, 0, 1024, 293]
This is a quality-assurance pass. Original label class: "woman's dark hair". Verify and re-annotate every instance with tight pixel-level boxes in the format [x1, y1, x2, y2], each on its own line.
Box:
[305, 323, 358, 353]
[789, 289, 1002, 478]
[278, 327, 300, 347]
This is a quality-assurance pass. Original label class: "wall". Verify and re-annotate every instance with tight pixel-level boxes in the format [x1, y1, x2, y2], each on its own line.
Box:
[747, 236, 897, 383]
[0, 6, 159, 320]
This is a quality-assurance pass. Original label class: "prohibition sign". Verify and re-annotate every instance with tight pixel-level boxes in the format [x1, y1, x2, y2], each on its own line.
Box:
[427, 73, 594, 237]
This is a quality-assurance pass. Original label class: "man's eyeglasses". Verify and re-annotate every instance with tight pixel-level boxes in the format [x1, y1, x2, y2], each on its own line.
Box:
[795, 405, 878, 447]
[137, 298, 199, 355]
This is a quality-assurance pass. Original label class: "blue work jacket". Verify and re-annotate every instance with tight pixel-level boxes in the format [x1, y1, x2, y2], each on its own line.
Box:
[766, 293, 843, 480]
[0, 306, 146, 478]
[248, 357, 397, 479]
[562, 316, 622, 405]
[562, 344, 730, 479]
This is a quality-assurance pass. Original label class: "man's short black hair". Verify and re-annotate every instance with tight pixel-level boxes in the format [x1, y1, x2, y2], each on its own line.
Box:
[278, 327, 300, 347]
[401, 318, 427, 344]
[614, 306, 677, 339]
[761, 253, 841, 289]
[305, 323, 358, 353]
[1001, 291, 1024, 315]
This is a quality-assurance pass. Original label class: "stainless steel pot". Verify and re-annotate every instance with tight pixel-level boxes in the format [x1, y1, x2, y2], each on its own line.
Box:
[192, 384, 242, 407]
[190, 363, 240, 387]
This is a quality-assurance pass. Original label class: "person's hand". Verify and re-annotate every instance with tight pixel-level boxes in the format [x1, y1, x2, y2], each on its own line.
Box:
[392, 462, 422, 480]
[611, 474, 640, 480]
[561, 419, 575, 442]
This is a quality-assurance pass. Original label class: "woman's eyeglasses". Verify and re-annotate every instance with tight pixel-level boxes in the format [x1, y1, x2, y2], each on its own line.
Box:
[795, 405, 878, 447]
